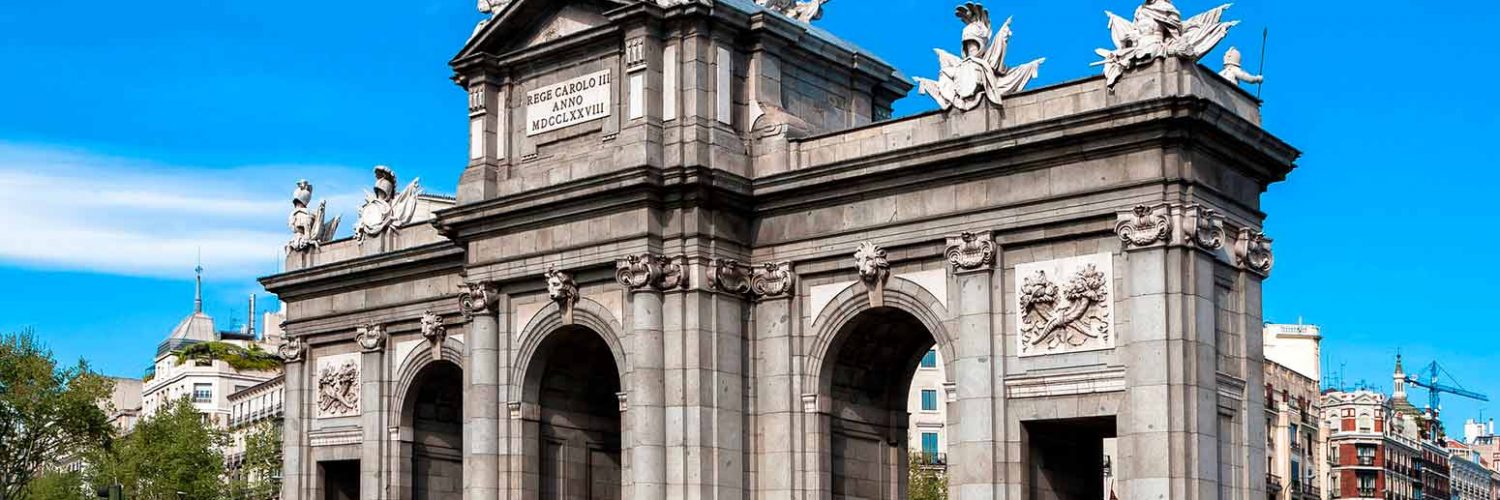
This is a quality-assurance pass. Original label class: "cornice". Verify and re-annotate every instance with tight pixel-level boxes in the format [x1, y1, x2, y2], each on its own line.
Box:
[754, 96, 1298, 213]
[259, 242, 464, 300]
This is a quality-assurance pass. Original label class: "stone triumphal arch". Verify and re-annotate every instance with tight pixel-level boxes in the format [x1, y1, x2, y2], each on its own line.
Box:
[262, 0, 1297, 498]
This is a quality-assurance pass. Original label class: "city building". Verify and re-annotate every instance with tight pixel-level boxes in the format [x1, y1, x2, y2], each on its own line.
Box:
[905, 348, 948, 469]
[1264, 353, 1323, 498]
[1448, 438, 1491, 500]
[104, 376, 144, 433]
[227, 375, 287, 499]
[1322, 388, 1420, 499]
[141, 268, 285, 428]
[259, 0, 1299, 498]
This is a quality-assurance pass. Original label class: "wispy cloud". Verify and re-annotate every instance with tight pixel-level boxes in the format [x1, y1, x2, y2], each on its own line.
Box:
[0, 142, 366, 279]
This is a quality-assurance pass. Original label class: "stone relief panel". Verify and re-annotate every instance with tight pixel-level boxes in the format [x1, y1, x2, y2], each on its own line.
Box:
[316, 353, 361, 418]
[1014, 253, 1114, 357]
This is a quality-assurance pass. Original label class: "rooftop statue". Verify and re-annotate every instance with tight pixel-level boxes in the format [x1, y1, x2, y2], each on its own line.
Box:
[470, 0, 510, 40]
[287, 180, 341, 252]
[354, 165, 422, 243]
[914, 3, 1044, 112]
[756, 0, 830, 23]
[1217, 46, 1262, 86]
[1094, 0, 1237, 88]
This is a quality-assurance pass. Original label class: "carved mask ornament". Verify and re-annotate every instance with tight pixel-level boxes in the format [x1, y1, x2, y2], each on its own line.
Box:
[420, 311, 446, 360]
[545, 268, 579, 324]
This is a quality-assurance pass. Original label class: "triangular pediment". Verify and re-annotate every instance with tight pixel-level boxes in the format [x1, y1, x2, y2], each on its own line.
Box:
[454, 0, 630, 62]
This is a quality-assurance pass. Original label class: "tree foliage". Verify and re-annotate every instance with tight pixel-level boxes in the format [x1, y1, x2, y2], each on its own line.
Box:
[908, 453, 948, 500]
[87, 398, 228, 500]
[227, 421, 282, 500]
[174, 342, 282, 372]
[0, 330, 114, 500]
[23, 470, 88, 500]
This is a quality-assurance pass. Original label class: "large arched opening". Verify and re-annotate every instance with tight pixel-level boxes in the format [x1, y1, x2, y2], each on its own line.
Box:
[524, 325, 624, 500]
[819, 306, 939, 500]
[401, 360, 464, 500]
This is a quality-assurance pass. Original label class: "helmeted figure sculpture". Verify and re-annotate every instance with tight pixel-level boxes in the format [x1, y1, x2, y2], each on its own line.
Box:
[354, 165, 422, 243]
[287, 180, 341, 252]
[1217, 46, 1263, 86]
[914, 3, 1044, 112]
[756, 0, 829, 23]
[1094, 0, 1237, 88]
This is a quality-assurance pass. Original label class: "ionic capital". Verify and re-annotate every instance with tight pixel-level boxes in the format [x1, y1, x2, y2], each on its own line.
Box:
[355, 323, 386, 352]
[945, 231, 996, 272]
[1232, 228, 1274, 276]
[615, 253, 687, 292]
[459, 281, 500, 320]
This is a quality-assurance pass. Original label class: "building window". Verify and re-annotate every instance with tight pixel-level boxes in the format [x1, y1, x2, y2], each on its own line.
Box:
[1356, 444, 1376, 466]
[920, 350, 938, 368]
[192, 383, 212, 403]
[921, 432, 939, 458]
[920, 390, 938, 411]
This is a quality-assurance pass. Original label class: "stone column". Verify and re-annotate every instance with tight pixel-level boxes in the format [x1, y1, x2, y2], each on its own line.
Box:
[1114, 203, 1238, 499]
[461, 283, 502, 500]
[614, 255, 672, 500]
[943, 232, 1001, 500]
[277, 337, 308, 500]
[720, 260, 799, 500]
[356, 324, 388, 499]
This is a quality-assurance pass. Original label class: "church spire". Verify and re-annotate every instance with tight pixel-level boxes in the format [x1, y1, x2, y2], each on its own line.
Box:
[1393, 352, 1407, 401]
[194, 252, 204, 314]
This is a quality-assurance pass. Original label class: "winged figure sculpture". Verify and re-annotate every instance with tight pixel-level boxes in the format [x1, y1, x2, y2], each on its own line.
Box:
[1094, 0, 1237, 88]
[354, 165, 422, 243]
[914, 3, 1044, 111]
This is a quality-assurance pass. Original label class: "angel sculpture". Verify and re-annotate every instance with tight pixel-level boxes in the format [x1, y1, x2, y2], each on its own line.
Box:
[287, 180, 341, 252]
[354, 165, 422, 243]
[914, 3, 1044, 112]
[756, 0, 829, 23]
[1094, 0, 1237, 88]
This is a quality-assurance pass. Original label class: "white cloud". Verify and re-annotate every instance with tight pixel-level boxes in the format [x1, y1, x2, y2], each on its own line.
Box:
[0, 142, 367, 280]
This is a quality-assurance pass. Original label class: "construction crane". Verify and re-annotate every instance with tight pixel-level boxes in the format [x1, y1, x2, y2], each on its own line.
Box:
[1404, 358, 1488, 413]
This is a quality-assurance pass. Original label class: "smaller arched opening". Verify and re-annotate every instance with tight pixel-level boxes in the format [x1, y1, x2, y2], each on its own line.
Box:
[523, 325, 624, 500]
[819, 306, 939, 500]
[400, 360, 463, 500]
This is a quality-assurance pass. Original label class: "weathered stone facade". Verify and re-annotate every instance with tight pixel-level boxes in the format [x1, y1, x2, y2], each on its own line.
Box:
[260, 0, 1299, 499]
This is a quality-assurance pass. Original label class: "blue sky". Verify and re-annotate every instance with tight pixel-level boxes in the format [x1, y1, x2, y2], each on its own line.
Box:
[2, 1, 1497, 431]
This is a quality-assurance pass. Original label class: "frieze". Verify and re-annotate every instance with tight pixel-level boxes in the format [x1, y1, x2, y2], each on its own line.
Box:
[945, 231, 996, 271]
[615, 254, 686, 292]
[316, 356, 360, 418]
[1015, 253, 1114, 357]
[355, 323, 386, 352]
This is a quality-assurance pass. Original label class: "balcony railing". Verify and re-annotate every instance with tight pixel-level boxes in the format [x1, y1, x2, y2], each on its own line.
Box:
[1358, 487, 1376, 497]
[1267, 474, 1283, 492]
[1357, 456, 1376, 466]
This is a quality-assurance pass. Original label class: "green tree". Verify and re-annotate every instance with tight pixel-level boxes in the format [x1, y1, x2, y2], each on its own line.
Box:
[23, 470, 88, 500]
[908, 453, 948, 500]
[0, 330, 114, 499]
[89, 398, 227, 500]
[227, 421, 282, 500]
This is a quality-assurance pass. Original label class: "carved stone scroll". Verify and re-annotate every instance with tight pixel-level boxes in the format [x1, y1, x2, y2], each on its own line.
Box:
[277, 336, 305, 362]
[459, 281, 499, 320]
[1115, 204, 1171, 248]
[945, 231, 996, 271]
[1232, 228, 1273, 275]
[707, 258, 752, 295]
[616, 254, 686, 292]
[750, 261, 795, 299]
[355, 324, 386, 352]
